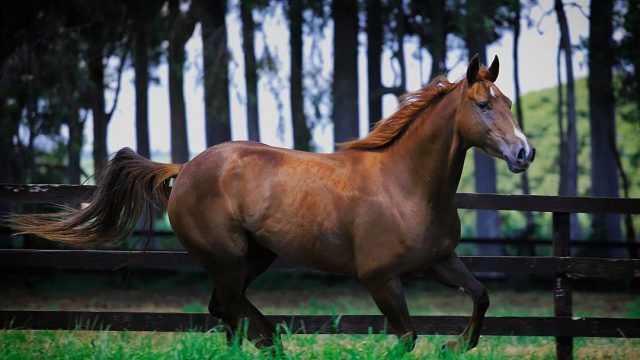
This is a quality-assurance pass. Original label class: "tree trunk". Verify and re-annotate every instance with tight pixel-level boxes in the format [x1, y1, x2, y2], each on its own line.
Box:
[588, 0, 622, 255]
[512, 0, 534, 235]
[366, 0, 383, 129]
[198, 0, 232, 147]
[168, 0, 195, 164]
[427, 0, 447, 81]
[67, 109, 83, 185]
[0, 101, 11, 247]
[88, 24, 109, 178]
[392, 8, 406, 96]
[332, 0, 359, 147]
[289, 0, 311, 151]
[555, 0, 580, 239]
[240, 0, 260, 142]
[465, 0, 500, 256]
[0, 101, 12, 184]
[134, 11, 151, 159]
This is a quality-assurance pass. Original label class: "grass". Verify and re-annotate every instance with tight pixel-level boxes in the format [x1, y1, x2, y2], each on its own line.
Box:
[2, 329, 640, 359]
[2, 271, 640, 359]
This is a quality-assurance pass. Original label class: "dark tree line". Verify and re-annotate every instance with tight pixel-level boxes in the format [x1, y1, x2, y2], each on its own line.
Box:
[0, 0, 638, 253]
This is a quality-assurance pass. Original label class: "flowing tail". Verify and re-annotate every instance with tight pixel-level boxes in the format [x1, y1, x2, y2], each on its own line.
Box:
[7, 148, 182, 246]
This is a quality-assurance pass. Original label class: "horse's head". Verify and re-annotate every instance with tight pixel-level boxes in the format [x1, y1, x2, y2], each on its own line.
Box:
[456, 54, 535, 173]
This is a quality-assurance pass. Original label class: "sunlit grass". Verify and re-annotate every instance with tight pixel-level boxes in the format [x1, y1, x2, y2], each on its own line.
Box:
[2, 329, 640, 359]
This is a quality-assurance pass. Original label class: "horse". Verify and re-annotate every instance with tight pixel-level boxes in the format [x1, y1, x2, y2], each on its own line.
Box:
[9, 54, 535, 354]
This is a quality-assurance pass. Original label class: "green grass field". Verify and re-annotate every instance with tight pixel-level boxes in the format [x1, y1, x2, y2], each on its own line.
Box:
[3, 330, 639, 360]
[2, 271, 639, 359]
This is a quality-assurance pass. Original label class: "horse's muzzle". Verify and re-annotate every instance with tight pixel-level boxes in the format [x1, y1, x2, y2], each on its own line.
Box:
[506, 147, 535, 173]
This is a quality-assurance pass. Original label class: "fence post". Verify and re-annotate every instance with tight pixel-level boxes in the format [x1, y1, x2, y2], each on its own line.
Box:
[553, 212, 572, 360]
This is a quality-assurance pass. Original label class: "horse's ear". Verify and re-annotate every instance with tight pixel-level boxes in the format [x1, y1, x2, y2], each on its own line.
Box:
[466, 54, 480, 85]
[486, 55, 499, 82]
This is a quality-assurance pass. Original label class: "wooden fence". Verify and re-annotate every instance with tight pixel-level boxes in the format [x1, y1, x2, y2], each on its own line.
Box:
[1, 184, 640, 360]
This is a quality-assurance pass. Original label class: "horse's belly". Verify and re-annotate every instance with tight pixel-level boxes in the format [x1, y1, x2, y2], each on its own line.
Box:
[253, 226, 357, 275]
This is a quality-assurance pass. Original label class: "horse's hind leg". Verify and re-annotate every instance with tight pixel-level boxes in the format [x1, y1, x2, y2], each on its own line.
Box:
[428, 253, 489, 352]
[209, 262, 279, 349]
[173, 217, 278, 350]
[208, 238, 277, 347]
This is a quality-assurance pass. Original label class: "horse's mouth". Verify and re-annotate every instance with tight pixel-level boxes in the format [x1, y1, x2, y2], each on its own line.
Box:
[507, 162, 529, 173]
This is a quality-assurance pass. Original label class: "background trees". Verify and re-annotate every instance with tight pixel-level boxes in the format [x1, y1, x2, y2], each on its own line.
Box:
[0, 0, 639, 255]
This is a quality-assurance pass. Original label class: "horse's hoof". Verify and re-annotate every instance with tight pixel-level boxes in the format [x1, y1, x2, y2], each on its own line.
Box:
[255, 339, 284, 358]
[399, 332, 417, 352]
[438, 340, 463, 358]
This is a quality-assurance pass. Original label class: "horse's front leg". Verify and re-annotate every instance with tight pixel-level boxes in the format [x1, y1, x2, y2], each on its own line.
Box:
[360, 276, 417, 352]
[428, 253, 489, 353]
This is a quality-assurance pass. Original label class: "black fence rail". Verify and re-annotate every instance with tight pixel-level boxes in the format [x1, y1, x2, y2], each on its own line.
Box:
[3, 311, 639, 338]
[1, 184, 640, 360]
[2, 183, 640, 213]
[2, 250, 639, 279]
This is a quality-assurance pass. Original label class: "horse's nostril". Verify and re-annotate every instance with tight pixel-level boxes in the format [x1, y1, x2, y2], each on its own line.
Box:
[530, 148, 536, 162]
[517, 147, 526, 161]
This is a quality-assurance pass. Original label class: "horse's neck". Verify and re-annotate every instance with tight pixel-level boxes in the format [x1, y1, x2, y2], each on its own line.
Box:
[387, 88, 466, 204]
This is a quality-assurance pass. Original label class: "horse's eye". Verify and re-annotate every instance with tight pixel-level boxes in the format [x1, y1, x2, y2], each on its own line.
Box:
[477, 101, 490, 111]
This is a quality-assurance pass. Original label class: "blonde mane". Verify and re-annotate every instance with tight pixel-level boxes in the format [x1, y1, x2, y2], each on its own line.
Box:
[339, 76, 461, 151]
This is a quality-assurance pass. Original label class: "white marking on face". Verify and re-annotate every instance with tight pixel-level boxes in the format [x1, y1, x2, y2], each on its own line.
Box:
[489, 86, 497, 98]
[513, 124, 530, 156]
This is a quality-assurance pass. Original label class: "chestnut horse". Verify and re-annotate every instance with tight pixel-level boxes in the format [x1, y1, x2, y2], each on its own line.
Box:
[10, 55, 534, 353]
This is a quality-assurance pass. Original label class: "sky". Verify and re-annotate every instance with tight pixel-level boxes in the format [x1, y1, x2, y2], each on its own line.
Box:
[81, 0, 590, 159]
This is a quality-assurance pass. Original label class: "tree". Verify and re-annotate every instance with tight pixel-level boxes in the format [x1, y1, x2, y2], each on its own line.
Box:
[0, 2, 94, 185]
[366, 0, 383, 129]
[617, 0, 640, 111]
[332, 0, 359, 146]
[196, 0, 232, 147]
[87, 23, 109, 176]
[167, 0, 196, 163]
[425, 0, 447, 80]
[82, 1, 130, 178]
[615, 0, 640, 258]
[289, 0, 312, 150]
[241, 0, 260, 142]
[56, 34, 90, 185]
[130, 1, 157, 159]
[408, 0, 448, 81]
[386, 1, 407, 98]
[555, 0, 579, 238]
[0, 2, 42, 184]
[511, 0, 534, 232]
[588, 0, 622, 251]
[464, 0, 501, 255]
